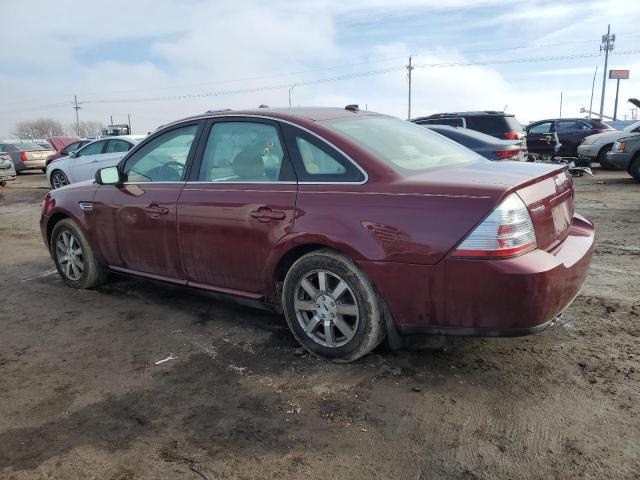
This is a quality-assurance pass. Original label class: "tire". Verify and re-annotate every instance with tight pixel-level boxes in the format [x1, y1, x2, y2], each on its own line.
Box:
[597, 145, 616, 170]
[51, 218, 107, 289]
[629, 155, 640, 182]
[50, 170, 69, 189]
[282, 249, 386, 362]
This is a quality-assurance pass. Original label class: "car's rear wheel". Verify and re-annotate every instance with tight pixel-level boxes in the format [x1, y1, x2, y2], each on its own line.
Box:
[50, 170, 69, 189]
[51, 219, 107, 289]
[282, 249, 385, 362]
[597, 145, 615, 170]
[629, 155, 640, 182]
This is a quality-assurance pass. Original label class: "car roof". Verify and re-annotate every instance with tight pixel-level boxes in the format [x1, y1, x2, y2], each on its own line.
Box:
[160, 107, 384, 130]
[414, 111, 515, 120]
[424, 124, 514, 143]
[90, 135, 145, 142]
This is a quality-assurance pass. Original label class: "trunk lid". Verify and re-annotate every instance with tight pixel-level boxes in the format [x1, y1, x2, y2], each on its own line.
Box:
[400, 160, 573, 253]
[517, 168, 574, 251]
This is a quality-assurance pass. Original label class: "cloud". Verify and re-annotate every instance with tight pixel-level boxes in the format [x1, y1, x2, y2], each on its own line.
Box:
[1, 0, 640, 137]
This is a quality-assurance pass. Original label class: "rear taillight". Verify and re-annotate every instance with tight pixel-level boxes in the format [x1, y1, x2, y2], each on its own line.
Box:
[494, 147, 521, 160]
[452, 193, 536, 259]
[42, 193, 55, 216]
[20, 151, 27, 161]
[503, 131, 520, 140]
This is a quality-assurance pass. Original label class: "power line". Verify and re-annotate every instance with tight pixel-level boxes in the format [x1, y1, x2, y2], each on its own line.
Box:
[2, 30, 640, 108]
[2, 48, 639, 113]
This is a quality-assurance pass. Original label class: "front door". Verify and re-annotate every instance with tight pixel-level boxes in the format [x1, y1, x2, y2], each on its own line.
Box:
[526, 121, 557, 156]
[92, 123, 202, 280]
[177, 119, 298, 294]
[69, 139, 108, 183]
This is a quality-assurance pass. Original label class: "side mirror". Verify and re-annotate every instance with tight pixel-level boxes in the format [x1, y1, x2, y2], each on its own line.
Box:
[69, 151, 78, 158]
[95, 166, 121, 185]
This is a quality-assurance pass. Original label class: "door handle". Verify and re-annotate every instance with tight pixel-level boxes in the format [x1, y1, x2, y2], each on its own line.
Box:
[250, 207, 286, 222]
[144, 203, 170, 217]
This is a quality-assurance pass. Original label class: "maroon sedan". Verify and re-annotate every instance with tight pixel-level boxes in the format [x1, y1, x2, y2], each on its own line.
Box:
[40, 107, 594, 362]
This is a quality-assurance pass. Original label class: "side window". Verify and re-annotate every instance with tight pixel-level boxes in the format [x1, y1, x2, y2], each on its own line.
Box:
[283, 126, 365, 183]
[296, 137, 346, 175]
[198, 122, 285, 182]
[528, 122, 552, 134]
[122, 125, 198, 183]
[77, 141, 105, 157]
[105, 139, 131, 153]
[556, 121, 580, 132]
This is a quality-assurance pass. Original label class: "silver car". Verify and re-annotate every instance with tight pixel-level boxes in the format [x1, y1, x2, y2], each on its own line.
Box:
[577, 120, 640, 169]
[0, 153, 17, 184]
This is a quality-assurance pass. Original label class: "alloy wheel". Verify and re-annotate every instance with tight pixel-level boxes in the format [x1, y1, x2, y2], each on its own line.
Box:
[51, 171, 69, 189]
[55, 230, 84, 281]
[294, 269, 359, 348]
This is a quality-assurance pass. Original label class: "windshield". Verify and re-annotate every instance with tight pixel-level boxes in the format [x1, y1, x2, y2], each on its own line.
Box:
[623, 121, 640, 132]
[320, 116, 484, 175]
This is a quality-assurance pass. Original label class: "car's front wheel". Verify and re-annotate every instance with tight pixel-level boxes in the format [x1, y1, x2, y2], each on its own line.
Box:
[51, 218, 107, 289]
[629, 155, 640, 182]
[597, 145, 616, 170]
[50, 170, 69, 189]
[282, 249, 386, 362]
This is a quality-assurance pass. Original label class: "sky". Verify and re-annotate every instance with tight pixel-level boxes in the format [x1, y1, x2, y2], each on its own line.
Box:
[0, 0, 639, 137]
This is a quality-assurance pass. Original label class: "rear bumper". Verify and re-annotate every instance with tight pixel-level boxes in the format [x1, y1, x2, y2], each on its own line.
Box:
[22, 158, 46, 169]
[606, 151, 633, 170]
[360, 213, 594, 336]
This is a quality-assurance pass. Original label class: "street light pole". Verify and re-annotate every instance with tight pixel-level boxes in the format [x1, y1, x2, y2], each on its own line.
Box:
[598, 24, 615, 120]
[588, 66, 598, 119]
[288, 83, 299, 107]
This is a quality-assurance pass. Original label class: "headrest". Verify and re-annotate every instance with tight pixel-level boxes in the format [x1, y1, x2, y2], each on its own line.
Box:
[232, 151, 265, 180]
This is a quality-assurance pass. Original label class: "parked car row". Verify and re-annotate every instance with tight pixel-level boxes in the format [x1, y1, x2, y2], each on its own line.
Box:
[46, 135, 144, 188]
[0, 153, 16, 184]
[40, 106, 594, 362]
[0, 141, 53, 173]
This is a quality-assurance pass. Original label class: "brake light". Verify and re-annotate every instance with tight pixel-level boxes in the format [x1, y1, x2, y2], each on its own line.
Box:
[42, 193, 55, 216]
[503, 131, 520, 140]
[452, 193, 536, 258]
[494, 147, 521, 160]
[21, 151, 27, 161]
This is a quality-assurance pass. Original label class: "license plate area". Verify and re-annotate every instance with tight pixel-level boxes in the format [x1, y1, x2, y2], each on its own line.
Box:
[552, 199, 571, 236]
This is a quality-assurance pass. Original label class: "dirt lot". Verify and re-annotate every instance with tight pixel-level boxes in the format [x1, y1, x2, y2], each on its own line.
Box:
[0, 170, 638, 480]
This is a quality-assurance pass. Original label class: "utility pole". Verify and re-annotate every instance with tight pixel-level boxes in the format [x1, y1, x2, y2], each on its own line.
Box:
[598, 24, 615, 120]
[128, 113, 132, 133]
[406, 56, 414, 120]
[110, 115, 113, 125]
[588, 66, 598, 118]
[73, 95, 81, 136]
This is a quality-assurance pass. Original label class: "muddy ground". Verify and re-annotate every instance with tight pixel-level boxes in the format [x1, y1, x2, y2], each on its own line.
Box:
[0, 170, 638, 480]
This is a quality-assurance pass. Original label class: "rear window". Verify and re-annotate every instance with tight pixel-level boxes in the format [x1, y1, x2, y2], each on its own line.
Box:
[13, 143, 47, 151]
[320, 116, 483, 175]
[417, 117, 464, 127]
[465, 115, 522, 134]
[590, 120, 611, 130]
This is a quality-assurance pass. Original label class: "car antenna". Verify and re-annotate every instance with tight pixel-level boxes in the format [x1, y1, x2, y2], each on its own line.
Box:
[258, 104, 269, 108]
[503, 104, 508, 112]
[345, 104, 359, 112]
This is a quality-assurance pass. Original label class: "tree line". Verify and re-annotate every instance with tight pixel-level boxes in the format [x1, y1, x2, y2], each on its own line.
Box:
[11, 118, 106, 139]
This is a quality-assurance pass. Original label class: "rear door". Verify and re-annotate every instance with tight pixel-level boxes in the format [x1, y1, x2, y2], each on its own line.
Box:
[69, 140, 107, 182]
[555, 120, 590, 156]
[177, 118, 298, 294]
[99, 139, 135, 169]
